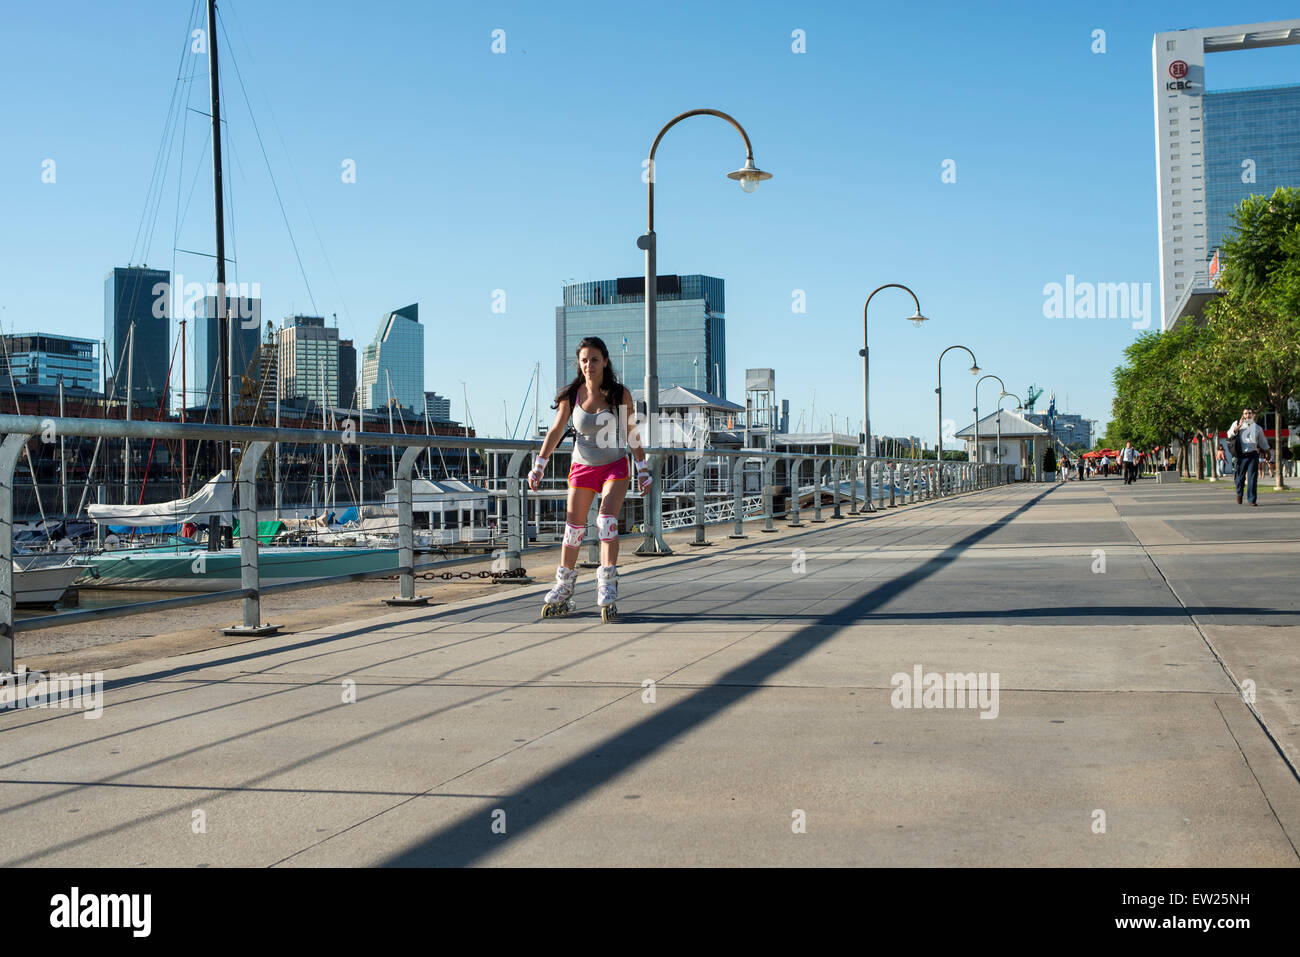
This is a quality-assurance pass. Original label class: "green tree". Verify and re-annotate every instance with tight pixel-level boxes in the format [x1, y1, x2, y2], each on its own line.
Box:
[1206, 187, 1300, 490]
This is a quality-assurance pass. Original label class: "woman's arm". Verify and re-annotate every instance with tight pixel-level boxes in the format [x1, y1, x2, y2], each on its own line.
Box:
[537, 396, 571, 460]
[622, 387, 645, 464]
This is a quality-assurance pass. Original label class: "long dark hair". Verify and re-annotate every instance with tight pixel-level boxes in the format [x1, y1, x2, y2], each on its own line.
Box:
[551, 336, 624, 413]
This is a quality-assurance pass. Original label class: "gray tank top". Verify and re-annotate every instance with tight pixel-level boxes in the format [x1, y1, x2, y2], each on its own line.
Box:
[570, 387, 627, 466]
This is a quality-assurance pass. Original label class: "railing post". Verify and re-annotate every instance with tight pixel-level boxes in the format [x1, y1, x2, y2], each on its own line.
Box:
[690, 453, 711, 546]
[0, 432, 31, 674]
[383, 445, 430, 606]
[876, 458, 886, 510]
[730, 453, 748, 539]
[761, 457, 778, 533]
[582, 494, 601, 567]
[787, 456, 804, 527]
[504, 449, 529, 578]
[832, 458, 842, 519]
[222, 441, 280, 635]
[635, 453, 673, 557]
[848, 457, 859, 514]
[811, 456, 825, 523]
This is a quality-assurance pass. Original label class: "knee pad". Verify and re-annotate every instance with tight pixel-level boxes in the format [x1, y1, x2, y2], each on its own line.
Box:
[563, 523, 585, 548]
[597, 513, 618, 541]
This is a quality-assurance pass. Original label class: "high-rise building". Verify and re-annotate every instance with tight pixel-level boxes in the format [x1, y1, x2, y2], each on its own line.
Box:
[424, 391, 452, 422]
[555, 275, 726, 400]
[194, 295, 263, 409]
[359, 304, 423, 410]
[1153, 19, 1300, 330]
[104, 266, 170, 408]
[0, 334, 99, 392]
[338, 338, 356, 408]
[277, 315, 340, 408]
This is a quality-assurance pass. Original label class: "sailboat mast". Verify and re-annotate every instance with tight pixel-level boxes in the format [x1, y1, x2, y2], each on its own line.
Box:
[180, 317, 187, 497]
[124, 322, 134, 503]
[207, 0, 231, 470]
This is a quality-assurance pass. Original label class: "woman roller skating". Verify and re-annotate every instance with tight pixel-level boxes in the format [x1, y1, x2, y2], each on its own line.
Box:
[528, 336, 651, 622]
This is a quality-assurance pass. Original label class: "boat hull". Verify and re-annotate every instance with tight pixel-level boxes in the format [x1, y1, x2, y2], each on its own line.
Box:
[14, 560, 91, 607]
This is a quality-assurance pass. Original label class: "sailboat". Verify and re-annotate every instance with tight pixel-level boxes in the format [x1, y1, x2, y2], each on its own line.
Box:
[70, 0, 404, 594]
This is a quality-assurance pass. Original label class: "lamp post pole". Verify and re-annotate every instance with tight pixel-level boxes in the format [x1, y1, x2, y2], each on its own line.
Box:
[997, 392, 1024, 480]
[859, 284, 928, 464]
[974, 373, 1006, 466]
[638, 108, 770, 556]
[937, 345, 980, 488]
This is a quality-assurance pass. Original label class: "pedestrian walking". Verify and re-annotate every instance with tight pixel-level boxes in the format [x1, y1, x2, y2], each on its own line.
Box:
[1226, 407, 1270, 506]
[1215, 444, 1227, 477]
[1120, 442, 1138, 484]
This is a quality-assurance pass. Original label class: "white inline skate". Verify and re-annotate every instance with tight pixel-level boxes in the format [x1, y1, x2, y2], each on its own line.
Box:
[596, 564, 619, 623]
[541, 564, 578, 618]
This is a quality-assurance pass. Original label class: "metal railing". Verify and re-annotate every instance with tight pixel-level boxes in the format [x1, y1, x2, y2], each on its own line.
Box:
[0, 413, 1015, 672]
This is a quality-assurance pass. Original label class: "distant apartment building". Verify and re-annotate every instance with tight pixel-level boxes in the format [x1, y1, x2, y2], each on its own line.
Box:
[556, 275, 726, 399]
[360, 304, 423, 410]
[277, 315, 341, 408]
[104, 266, 170, 408]
[424, 391, 452, 422]
[0, 334, 99, 393]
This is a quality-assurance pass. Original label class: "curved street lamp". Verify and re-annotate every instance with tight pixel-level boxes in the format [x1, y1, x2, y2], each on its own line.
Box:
[936, 345, 980, 465]
[638, 109, 770, 556]
[997, 391, 1024, 478]
[973, 373, 1006, 465]
[858, 284, 927, 464]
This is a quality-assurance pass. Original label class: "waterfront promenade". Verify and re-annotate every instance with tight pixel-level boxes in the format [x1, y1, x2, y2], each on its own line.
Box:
[2, 477, 1297, 866]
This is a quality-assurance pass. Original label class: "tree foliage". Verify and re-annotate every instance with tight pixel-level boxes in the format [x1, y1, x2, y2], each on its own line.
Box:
[1108, 187, 1299, 484]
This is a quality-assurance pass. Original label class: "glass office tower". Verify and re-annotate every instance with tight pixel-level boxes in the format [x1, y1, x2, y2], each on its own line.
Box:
[0, 334, 99, 392]
[1204, 84, 1300, 255]
[104, 266, 170, 407]
[555, 275, 726, 400]
[359, 303, 423, 410]
[1152, 19, 1300, 329]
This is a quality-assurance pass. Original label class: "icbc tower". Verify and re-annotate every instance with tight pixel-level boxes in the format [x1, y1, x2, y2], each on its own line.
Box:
[1153, 19, 1300, 331]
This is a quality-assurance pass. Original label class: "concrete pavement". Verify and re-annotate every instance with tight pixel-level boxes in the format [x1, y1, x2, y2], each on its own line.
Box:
[2, 476, 1297, 866]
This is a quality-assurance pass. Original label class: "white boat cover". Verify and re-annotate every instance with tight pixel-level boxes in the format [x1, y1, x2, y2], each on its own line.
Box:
[87, 471, 234, 526]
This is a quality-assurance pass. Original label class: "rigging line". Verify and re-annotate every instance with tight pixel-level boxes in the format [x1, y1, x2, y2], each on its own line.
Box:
[225, 0, 354, 335]
[218, 62, 241, 286]
[130, 0, 200, 265]
[141, 0, 206, 266]
[73, 331, 136, 517]
[175, 127, 213, 247]
[511, 367, 536, 441]
[171, 12, 204, 321]
[217, 8, 318, 315]
[186, 335, 224, 491]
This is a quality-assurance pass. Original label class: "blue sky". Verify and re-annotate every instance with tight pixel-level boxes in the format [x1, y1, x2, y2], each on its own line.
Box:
[4, 0, 1299, 444]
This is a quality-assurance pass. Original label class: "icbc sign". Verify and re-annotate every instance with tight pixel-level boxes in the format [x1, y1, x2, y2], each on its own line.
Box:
[1166, 59, 1198, 92]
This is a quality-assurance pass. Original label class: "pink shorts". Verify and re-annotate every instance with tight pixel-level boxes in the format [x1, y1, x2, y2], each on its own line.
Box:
[569, 456, 629, 492]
